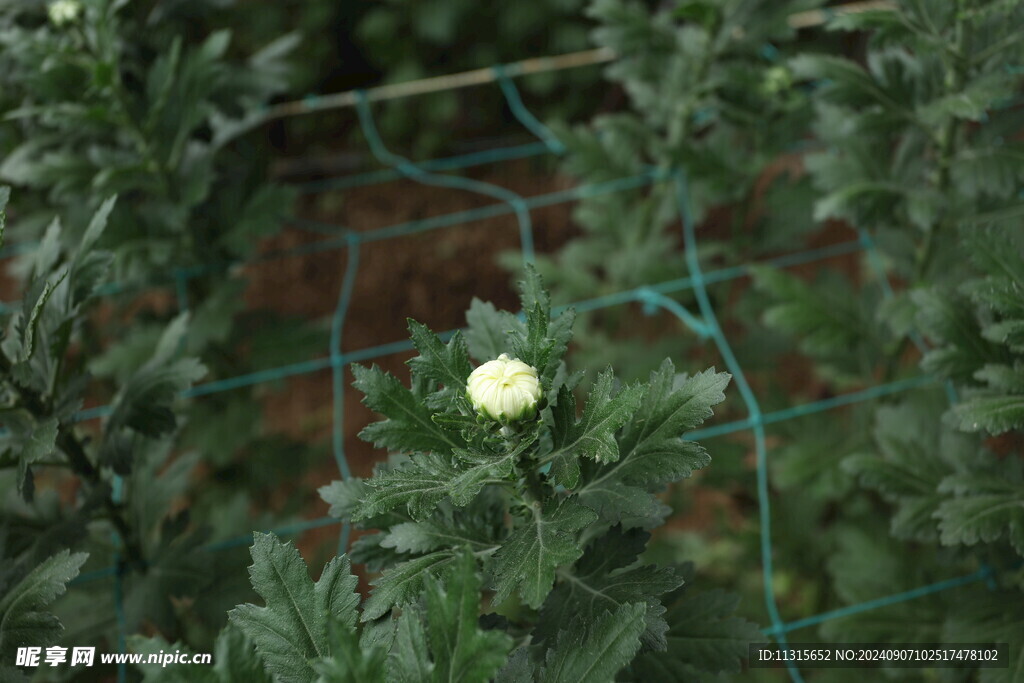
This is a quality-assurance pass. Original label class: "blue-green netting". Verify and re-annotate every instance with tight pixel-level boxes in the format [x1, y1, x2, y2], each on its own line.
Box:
[2, 62, 998, 683]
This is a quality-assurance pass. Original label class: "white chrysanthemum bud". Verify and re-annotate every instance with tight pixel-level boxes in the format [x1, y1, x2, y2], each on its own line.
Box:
[466, 353, 542, 422]
[48, 0, 81, 26]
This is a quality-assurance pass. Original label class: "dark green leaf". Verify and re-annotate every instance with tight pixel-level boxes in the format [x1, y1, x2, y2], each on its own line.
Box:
[541, 602, 646, 683]
[353, 364, 462, 455]
[228, 533, 360, 683]
[0, 550, 86, 666]
[491, 500, 597, 608]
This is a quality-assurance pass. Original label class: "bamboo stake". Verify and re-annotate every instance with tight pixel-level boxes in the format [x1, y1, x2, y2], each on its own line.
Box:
[263, 1, 894, 121]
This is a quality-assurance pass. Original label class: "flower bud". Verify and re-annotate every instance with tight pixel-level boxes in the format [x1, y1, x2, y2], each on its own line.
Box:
[466, 353, 542, 423]
[48, 0, 81, 26]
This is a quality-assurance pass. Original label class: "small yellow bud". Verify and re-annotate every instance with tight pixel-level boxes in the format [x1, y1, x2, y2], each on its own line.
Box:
[466, 353, 542, 422]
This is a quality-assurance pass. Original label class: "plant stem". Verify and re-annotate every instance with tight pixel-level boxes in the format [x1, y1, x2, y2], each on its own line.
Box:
[882, 5, 972, 381]
[1, 354, 145, 570]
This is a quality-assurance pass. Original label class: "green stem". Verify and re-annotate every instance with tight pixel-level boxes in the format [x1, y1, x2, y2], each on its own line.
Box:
[882, 6, 972, 381]
[1, 355, 145, 570]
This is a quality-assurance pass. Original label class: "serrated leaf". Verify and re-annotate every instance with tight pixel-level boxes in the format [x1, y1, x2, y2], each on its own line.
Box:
[491, 499, 597, 608]
[389, 607, 433, 683]
[312, 620, 388, 683]
[549, 369, 643, 465]
[936, 474, 1024, 556]
[354, 453, 459, 521]
[944, 590, 1024, 683]
[79, 195, 116, 255]
[590, 362, 726, 492]
[0, 550, 86, 663]
[536, 527, 682, 651]
[449, 431, 537, 506]
[541, 602, 646, 683]
[577, 481, 670, 530]
[390, 550, 512, 682]
[319, 478, 369, 520]
[407, 321, 472, 393]
[464, 298, 524, 362]
[628, 581, 762, 680]
[362, 551, 456, 622]
[19, 270, 67, 364]
[228, 533, 360, 683]
[130, 635, 217, 682]
[380, 521, 490, 555]
[105, 357, 206, 441]
[353, 364, 463, 455]
[948, 395, 1024, 435]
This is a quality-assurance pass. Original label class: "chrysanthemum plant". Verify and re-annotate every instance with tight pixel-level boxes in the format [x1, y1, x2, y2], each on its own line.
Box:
[215, 267, 761, 682]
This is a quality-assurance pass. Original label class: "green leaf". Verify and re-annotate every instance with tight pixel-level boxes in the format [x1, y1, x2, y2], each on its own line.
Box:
[915, 289, 1004, 381]
[228, 533, 361, 683]
[628, 574, 762, 680]
[449, 432, 537, 506]
[389, 550, 512, 682]
[944, 590, 1024, 683]
[593, 362, 727, 492]
[936, 474, 1024, 556]
[4, 413, 59, 500]
[389, 609, 432, 683]
[0, 550, 86, 665]
[407, 321, 472, 393]
[133, 629, 268, 683]
[105, 357, 206, 439]
[464, 298, 524, 362]
[362, 551, 457, 622]
[550, 369, 643, 464]
[380, 520, 492, 555]
[354, 453, 459, 521]
[491, 499, 597, 608]
[18, 270, 67, 364]
[948, 395, 1024, 435]
[130, 634, 218, 682]
[312, 620, 389, 683]
[577, 481, 670, 530]
[79, 195, 116, 256]
[541, 602, 646, 683]
[754, 266, 875, 367]
[536, 527, 682, 651]
[353, 364, 462, 455]
[319, 478, 370, 520]
[0, 186, 8, 249]
[212, 625, 275, 683]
